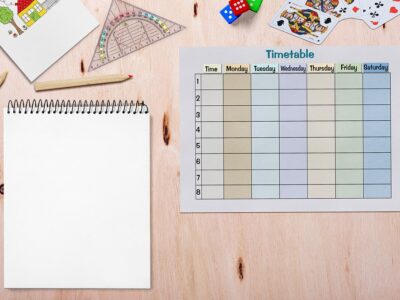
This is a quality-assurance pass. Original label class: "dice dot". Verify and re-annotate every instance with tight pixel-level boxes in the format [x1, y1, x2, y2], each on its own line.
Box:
[224, 10, 228, 13]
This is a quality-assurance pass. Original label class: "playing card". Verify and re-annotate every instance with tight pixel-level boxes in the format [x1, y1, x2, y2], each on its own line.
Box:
[294, 0, 361, 20]
[359, 0, 386, 29]
[378, 0, 400, 26]
[270, 0, 339, 44]
[336, 0, 362, 19]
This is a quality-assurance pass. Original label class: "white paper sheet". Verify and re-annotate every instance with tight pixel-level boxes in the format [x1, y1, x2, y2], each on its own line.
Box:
[4, 110, 150, 288]
[0, 0, 98, 81]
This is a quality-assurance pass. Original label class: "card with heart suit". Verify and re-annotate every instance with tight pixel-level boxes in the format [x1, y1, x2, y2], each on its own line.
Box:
[336, 0, 362, 19]
[294, 0, 361, 19]
[359, 0, 387, 29]
[379, 0, 400, 25]
[270, 1, 339, 44]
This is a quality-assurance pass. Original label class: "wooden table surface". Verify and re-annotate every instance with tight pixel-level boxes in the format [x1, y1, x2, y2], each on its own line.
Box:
[1, 0, 400, 299]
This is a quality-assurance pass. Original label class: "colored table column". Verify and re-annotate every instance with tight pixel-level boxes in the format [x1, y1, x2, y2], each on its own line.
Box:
[307, 64, 336, 198]
[335, 64, 364, 198]
[279, 64, 307, 198]
[223, 65, 252, 199]
[199, 66, 224, 199]
[363, 64, 391, 198]
[251, 64, 280, 198]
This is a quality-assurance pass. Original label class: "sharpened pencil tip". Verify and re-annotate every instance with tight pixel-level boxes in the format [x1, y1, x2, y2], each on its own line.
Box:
[0, 71, 8, 87]
[128, 74, 134, 78]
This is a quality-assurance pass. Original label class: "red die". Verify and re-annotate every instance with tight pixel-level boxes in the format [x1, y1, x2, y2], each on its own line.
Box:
[229, 0, 250, 16]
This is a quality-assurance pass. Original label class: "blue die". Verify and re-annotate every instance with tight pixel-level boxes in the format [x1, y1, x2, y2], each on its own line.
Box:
[220, 4, 240, 24]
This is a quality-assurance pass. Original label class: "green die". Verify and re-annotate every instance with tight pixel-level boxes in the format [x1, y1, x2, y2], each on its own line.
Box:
[247, 0, 263, 12]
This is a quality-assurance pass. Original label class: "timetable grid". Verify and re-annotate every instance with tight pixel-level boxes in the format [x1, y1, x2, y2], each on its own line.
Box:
[194, 64, 392, 200]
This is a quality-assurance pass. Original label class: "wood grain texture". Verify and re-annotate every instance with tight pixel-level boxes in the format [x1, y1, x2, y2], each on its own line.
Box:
[1, 0, 400, 299]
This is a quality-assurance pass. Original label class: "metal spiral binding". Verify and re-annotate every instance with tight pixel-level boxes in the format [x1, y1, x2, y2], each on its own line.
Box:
[7, 100, 149, 115]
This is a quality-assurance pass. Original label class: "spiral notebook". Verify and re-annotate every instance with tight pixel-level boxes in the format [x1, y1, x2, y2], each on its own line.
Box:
[4, 100, 150, 289]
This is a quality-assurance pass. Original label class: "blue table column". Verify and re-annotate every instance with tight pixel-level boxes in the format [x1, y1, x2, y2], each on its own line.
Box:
[363, 63, 391, 198]
[251, 64, 280, 198]
[279, 64, 308, 198]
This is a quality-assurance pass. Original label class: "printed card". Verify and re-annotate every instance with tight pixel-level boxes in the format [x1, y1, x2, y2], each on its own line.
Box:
[294, 0, 361, 20]
[0, 0, 98, 81]
[379, 0, 400, 26]
[270, 0, 339, 44]
[359, 0, 386, 29]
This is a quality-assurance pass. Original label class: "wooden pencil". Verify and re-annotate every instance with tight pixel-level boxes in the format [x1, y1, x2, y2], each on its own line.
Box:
[0, 71, 8, 87]
[34, 74, 133, 91]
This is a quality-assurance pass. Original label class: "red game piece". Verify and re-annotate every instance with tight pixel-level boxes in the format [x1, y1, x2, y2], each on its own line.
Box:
[229, 0, 250, 16]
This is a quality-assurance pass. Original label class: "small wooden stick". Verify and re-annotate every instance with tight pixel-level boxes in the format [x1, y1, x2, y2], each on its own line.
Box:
[34, 74, 133, 92]
[0, 71, 8, 87]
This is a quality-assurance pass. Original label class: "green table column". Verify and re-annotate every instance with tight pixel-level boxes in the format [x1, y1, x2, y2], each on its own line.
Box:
[335, 64, 364, 198]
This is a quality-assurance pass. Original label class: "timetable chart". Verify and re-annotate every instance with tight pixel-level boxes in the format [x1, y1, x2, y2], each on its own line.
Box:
[194, 63, 392, 200]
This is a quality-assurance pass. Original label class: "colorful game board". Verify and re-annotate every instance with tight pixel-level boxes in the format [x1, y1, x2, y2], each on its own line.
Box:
[180, 47, 399, 212]
[0, 0, 97, 81]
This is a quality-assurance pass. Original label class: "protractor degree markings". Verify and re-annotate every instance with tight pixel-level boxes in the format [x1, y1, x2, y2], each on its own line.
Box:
[111, 31, 124, 55]
[123, 0, 129, 13]
[115, 29, 134, 47]
[143, 20, 165, 38]
[114, 23, 138, 43]
[109, 3, 118, 19]
[139, 20, 152, 44]
[89, 0, 185, 71]
[113, 28, 129, 46]
[108, 22, 143, 53]
[109, 22, 145, 50]
[124, 21, 136, 46]
[133, 3, 186, 30]
[113, 0, 124, 15]
[88, 0, 116, 70]
[115, 0, 124, 14]
[125, 21, 148, 47]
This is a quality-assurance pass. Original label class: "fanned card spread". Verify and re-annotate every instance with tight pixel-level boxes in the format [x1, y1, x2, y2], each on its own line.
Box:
[270, 0, 400, 44]
[0, 0, 98, 81]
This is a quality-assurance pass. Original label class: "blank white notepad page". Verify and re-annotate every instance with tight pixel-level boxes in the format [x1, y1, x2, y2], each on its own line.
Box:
[4, 110, 150, 288]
